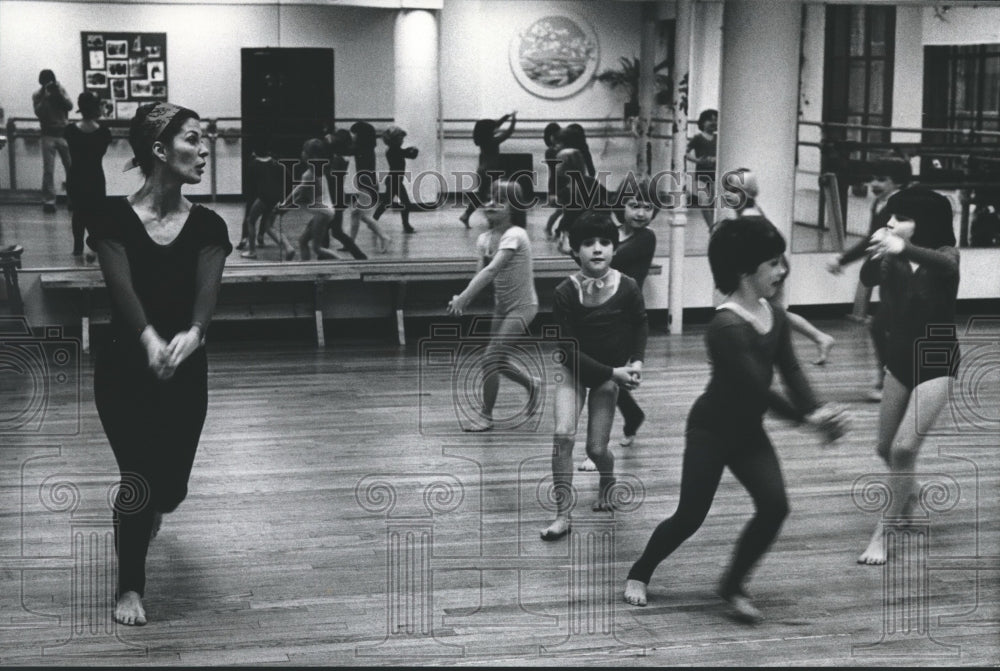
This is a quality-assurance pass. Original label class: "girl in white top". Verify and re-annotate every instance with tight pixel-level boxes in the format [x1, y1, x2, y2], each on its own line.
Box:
[448, 180, 540, 431]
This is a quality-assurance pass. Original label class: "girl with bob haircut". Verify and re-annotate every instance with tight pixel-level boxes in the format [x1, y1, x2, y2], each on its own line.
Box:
[89, 102, 232, 626]
[447, 180, 540, 431]
[624, 216, 847, 623]
[542, 211, 648, 541]
[857, 186, 960, 565]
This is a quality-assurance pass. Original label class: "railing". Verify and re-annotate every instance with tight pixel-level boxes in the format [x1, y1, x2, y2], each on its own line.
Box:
[2, 114, 675, 200]
[795, 119, 1000, 246]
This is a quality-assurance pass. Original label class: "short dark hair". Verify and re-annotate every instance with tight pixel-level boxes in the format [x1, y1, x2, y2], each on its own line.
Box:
[697, 108, 718, 131]
[329, 129, 352, 155]
[708, 216, 787, 294]
[491, 180, 527, 228]
[38, 69, 55, 85]
[569, 210, 619, 251]
[128, 103, 200, 176]
[473, 119, 497, 147]
[891, 186, 956, 249]
[870, 157, 912, 187]
[77, 92, 101, 119]
[614, 174, 660, 223]
[349, 121, 377, 150]
[543, 122, 562, 147]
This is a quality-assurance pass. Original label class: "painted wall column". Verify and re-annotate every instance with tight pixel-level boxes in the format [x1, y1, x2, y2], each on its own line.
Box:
[668, 0, 693, 334]
[393, 9, 441, 204]
[717, 0, 803, 244]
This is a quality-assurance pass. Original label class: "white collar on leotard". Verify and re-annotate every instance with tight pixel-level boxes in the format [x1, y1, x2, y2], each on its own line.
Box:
[571, 269, 620, 303]
[716, 297, 773, 335]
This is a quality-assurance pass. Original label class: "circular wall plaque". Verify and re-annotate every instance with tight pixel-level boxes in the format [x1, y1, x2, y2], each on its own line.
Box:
[509, 14, 599, 99]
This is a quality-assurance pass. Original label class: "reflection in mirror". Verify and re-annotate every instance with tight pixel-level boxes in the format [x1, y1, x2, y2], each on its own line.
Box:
[792, 2, 1000, 255]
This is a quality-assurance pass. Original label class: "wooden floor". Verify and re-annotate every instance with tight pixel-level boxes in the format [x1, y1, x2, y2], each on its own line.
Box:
[0, 198, 847, 271]
[1, 315, 997, 666]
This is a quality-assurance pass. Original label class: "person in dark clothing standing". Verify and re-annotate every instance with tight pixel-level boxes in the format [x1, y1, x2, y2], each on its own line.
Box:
[459, 112, 517, 228]
[64, 92, 111, 258]
[373, 125, 417, 234]
[88, 102, 232, 626]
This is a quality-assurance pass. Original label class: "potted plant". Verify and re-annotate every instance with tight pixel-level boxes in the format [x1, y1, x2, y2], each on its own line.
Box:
[596, 56, 672, 119]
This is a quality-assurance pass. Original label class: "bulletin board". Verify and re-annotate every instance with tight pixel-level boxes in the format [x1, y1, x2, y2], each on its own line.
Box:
[80, 32, 167, 120]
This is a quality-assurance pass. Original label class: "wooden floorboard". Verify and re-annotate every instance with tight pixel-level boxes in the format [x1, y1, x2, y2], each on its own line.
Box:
[0, 317, 997, 666]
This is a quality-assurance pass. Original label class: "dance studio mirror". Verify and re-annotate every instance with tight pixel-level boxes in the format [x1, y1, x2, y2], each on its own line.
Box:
[791, 2, 998, 255]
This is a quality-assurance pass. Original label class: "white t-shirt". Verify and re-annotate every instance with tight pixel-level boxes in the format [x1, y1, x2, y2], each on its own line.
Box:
[476, 226, 538, 313]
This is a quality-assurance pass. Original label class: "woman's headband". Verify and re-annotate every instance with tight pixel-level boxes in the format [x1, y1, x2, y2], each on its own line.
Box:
[123, 102, 186, 172]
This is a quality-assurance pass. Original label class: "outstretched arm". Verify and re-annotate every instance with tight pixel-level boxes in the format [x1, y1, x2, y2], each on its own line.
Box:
[448, 249, 511, 315]
[494, 112, 517, 144]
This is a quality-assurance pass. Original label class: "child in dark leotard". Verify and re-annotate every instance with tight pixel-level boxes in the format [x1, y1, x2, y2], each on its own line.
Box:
[541, 212, 648, 541]
[623, 216, 848, 623]
[373, 125, 417, 234]
[856, 186, 959, 566]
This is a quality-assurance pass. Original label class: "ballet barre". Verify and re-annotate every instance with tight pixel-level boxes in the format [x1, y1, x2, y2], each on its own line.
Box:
[40, 258, 661, 350]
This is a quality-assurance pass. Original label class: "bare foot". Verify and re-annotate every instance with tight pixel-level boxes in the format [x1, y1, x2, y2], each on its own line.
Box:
[812, 333, 835, 365]
[624, 579, 647, 607]
[577, 457, 597, 472]
[720, 591, 763, 624]
[114, 591, 147, 626]
[858, 526, 887, 565]
[149, 511, 163, 541]
[540, 516, 571, 541]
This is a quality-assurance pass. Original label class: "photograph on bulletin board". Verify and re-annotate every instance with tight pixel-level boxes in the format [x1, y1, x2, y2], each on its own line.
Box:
[80, 31, 167, 119]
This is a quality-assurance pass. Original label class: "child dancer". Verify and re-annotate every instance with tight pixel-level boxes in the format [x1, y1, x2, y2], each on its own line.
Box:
[542, 122, 563, 239]
[325, 129, 385, 256]
[579, 177, 657, 472]
[347, 121, 391, 250]
[242, 140, 293, 260]
[281, 138, 367, 261]
[541, 211, 648, 541]
[827, 158, 912, 400]
[373, 125, 417, 234]
[687, 109, 718, 230]
[623, 216, 848, 622]
[856, 186, 959, 565]
[459, 112, 517, 228]
[64, 92, 111, 260]
[720, 168, 836, 365]
[447, 180, 540, 430]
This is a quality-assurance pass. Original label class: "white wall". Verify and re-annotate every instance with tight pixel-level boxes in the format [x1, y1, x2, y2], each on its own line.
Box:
[439, 0, 646, 185]
[0, 0, 395, 195]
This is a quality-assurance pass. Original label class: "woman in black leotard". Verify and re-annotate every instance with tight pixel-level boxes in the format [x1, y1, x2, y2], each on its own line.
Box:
[623, 217, 848, 622]
[64, 92, 111, 257]
[856, 186, 959, 566]
[88, 102, 232, 626]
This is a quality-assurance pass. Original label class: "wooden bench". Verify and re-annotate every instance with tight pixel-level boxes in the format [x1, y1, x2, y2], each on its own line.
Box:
[41, 258, 661, 350]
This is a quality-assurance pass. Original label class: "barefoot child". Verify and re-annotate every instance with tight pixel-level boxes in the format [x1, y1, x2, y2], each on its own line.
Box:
[541, 211, 648, 541]
[856, 186, 959, 565]
[447, 180, 539, 430]
[623, 216, 848, 622]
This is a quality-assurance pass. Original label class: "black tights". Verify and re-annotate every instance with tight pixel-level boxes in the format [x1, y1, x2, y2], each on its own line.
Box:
[627, 423, 789, 595]
[374, 174, 413, 231]
[95, 348, 208, 597]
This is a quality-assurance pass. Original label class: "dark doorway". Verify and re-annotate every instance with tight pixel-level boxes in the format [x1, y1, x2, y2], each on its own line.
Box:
[241, 48, 335, 195]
